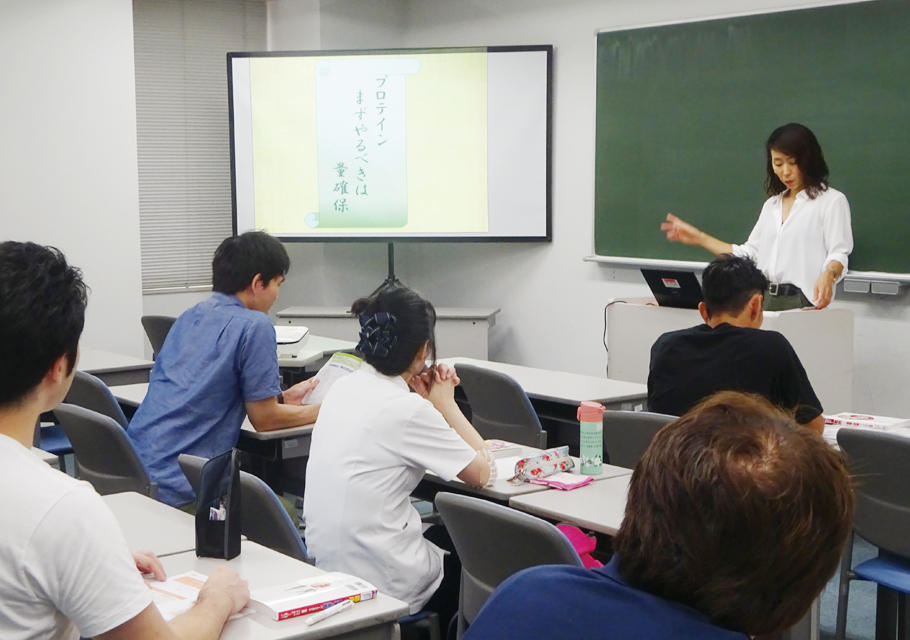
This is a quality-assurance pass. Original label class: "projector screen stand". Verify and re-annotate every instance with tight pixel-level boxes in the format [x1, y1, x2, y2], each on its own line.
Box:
[370, 243, 404, 295]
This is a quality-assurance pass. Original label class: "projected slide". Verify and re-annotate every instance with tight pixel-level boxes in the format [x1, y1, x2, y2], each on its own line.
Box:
[231, 46, 550, 240]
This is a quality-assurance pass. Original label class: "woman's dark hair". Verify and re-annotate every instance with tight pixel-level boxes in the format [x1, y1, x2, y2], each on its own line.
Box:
[613, 391, 854, 637]
[212, 231, 290, 295]
[764, 123, 830, 199]
[0, 242, 88, 407]
[701, 254, 769, 318]
[351, 286, 437, 379]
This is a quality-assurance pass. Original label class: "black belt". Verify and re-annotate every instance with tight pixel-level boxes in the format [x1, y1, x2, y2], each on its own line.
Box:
[768, 282, 801, 296]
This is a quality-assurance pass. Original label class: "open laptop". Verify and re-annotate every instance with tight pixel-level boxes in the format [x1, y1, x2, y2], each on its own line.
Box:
[641, 268, 703, 309]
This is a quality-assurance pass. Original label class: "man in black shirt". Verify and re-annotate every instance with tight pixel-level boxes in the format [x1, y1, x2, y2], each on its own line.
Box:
[648, 254, 824, 433]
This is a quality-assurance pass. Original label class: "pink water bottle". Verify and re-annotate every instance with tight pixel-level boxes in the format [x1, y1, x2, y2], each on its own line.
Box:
[578, 401, 605, 475]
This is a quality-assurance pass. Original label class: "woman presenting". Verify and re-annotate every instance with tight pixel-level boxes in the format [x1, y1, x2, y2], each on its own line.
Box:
[661, 123, 853, 310]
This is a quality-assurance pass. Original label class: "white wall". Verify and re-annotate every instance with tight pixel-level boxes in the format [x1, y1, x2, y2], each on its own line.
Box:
[0, 0, 145, 357]
[268, 0, 910, 416]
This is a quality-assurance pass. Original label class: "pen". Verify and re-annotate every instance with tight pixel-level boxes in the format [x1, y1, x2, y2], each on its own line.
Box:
[304, 599, 354, 626]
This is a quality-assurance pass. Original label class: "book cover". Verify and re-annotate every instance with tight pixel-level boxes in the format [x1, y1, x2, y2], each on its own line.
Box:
[249, 572, 377, 622]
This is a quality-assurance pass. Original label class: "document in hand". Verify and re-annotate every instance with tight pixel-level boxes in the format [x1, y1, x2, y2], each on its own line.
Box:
[147, 571, 251, 621]
[249, 572, 378, 621]
[301, 352, 363, 405]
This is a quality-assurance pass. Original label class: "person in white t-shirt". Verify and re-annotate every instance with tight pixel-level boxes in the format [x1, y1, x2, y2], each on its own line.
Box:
[303, 286, 496, 633]
[0, 241, 249, 640]
[661, 123, 854, 310]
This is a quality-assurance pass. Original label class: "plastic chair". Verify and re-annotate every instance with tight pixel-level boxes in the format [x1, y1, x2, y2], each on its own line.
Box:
[53, 404, 157, 497]
[64, 371, 129, 428]
[36, 422, 72, 474]
[141, 315, 176, 359]
[454, 364, 547, 448]
[835, 429, 910, 640]
[178, 454, 311, 563]
[602, 410, 675, 468]
[435, 492, 583, 637]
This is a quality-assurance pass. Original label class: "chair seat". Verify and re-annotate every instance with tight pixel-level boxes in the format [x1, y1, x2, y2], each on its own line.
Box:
[854, 556, 910, 594]
[39, 425, 73, 454]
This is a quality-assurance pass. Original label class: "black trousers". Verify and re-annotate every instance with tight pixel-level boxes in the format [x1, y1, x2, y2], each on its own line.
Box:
[421, 524, 461, 635]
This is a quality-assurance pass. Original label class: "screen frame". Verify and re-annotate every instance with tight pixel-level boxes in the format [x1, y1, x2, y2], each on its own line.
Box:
[227, 45, 553, 243]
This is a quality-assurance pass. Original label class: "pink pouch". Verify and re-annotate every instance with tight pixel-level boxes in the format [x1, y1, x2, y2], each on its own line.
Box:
[557, 524, 603, 569]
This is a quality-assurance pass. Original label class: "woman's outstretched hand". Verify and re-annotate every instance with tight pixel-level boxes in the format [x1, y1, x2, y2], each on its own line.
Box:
[661, 214, 702, 245]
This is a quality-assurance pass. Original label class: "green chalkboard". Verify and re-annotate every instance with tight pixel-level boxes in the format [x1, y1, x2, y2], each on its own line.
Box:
[594, 0, 910, 273]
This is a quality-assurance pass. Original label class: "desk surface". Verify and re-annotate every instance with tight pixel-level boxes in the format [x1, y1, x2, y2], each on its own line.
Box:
[423, 445, 633, 502]
[79, 348, 154, 375]
[509, 473, 631, 536]
[278, 335, 358, 368]
[278, 306, 501, 321]
[161, 541, 409, 640]
[103, 491, 198, 557]
[110, 383, 313, 442]
[438, 357, 648, 406]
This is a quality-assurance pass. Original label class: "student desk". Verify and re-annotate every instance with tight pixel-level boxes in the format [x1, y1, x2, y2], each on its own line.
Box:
[278, 335, 359, 383]
[277, 307, 500, 360]
[418, 445, 633, 505]
[78, 348, 154, 386]
[437, 357, 649, 454]
[32, 446, 61, 469]
[509, 474, 631, 535]
[103, 491, 198, 557]
[160, 541, 409, 640]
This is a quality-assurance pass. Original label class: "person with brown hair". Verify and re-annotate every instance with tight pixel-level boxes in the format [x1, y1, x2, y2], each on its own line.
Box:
[462, 391, 854, 640]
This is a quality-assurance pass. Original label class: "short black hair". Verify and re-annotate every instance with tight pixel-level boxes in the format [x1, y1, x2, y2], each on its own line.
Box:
[0, 242, 88, 407]
[765, 123, 830, 199]
[212, 231, 290, 295]
[351, 286, 437, 379]
[701, 254, 768, 317]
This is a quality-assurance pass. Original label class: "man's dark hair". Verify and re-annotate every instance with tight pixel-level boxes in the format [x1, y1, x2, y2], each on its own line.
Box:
[701, 254, 768, 317]
[351, 286, 437, 381]
[765, 123, 830, 199]
[212, 231, 290, 295]
[0, 242, 88, 407]
[613, 391, 854, 636]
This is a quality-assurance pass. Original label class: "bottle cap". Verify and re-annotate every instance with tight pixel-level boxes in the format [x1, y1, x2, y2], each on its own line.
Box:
[577, 401, 606, 422]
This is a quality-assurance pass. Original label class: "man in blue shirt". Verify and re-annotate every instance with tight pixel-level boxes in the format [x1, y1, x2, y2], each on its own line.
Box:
[128, 232, 319, 507]
[463, 392, 854, 640]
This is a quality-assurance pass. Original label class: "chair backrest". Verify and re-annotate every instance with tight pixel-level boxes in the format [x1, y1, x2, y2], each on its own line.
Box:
[455, 364, 546, 448]
[435, 492, 583, 626]
[64, 371, 129, 428]
[178, 454, 309, 562]
[141, 315, 177, 358]
[53, 404, 156, 497]
[602, 410, 675, 468]
[837, 429, 910, 559]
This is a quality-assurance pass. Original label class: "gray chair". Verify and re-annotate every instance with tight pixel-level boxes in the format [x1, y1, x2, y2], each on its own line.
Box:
[52, 404, 156, 497]
[141, 315, 176, 359]
[454, 364, 547, 448]
[835, 429, 910, 640]
[178, 454, 310, 563]
[64, 371, 129, 428]
[435, 492, 583, 637]
[602, 410, 675, 468]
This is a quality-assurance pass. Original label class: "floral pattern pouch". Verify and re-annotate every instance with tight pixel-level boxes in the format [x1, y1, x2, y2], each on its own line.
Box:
[508, 446, 574, 484]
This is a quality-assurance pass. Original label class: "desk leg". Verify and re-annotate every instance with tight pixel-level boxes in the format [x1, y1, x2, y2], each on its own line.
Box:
[331, 622, 400, 640]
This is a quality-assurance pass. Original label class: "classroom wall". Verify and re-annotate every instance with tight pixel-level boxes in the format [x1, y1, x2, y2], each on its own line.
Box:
[271, 0, 910, 417]
[0, 0, 146, 358]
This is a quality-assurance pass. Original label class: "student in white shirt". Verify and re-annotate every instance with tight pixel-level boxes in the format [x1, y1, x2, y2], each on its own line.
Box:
[303, 286, 495, 634]
[0, 241, 249, 640]
[661, 123, 853, 310]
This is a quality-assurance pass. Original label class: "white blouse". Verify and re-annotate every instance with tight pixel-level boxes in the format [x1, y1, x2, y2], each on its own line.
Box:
[732, 187, 853, 305]
[303, 364, 478, 613]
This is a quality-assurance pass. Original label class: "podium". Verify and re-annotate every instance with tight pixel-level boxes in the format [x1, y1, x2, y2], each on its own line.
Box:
[606, 297, 854, 414]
